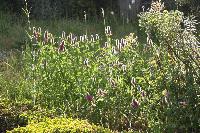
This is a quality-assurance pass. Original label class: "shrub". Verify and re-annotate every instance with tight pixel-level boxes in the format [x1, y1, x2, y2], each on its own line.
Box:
[7, 117, 112, 133]
[15, 23, 151, 131]
[139, 0, 200, 132]
[0, 100, 28, 132]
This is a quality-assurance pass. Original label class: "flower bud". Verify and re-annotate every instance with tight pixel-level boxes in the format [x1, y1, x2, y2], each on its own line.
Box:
[95, 34, 99, 40]
[38, 27, 41, 34]
[141, 90, 146, 97]
[90, 35, 95, 42]
[44, 30, 49, 43]
[85, 94, 93, 102]
[62, 31, 66, 39]
[131, 99, 139, 109]
[105, 26, 112, 36]
[58, 40, 65, 52]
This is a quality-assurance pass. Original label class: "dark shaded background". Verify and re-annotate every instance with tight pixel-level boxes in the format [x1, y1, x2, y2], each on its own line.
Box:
[0, 0, 199, 20]
[0, 0, 118, 19]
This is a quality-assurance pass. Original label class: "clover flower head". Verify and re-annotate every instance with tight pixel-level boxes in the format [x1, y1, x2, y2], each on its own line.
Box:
[58, 40, 65, 52]
[131, 99, 139, 109]
[85, 93, 93, 102]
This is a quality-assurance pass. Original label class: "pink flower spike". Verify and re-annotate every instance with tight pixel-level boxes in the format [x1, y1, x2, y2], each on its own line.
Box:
[44, 31, 49, 43]
[85, 94, 93, 102]
[59, 40, 65, 52]
[141, 90, 146, 97]
[131, 99, 139, 109]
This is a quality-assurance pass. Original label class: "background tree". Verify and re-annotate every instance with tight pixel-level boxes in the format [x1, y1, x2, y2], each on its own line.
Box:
[0, 0, 199, 20]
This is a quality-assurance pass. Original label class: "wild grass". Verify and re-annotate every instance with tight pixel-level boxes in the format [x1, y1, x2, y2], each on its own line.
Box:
[0, 11, 139, 50]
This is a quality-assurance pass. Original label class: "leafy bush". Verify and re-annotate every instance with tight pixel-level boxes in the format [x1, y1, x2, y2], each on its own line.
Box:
[7, 117, 112, 133]
[21, 27, 148, 131]
[0, 100, 28, 133]
[139, 0, 200, 132]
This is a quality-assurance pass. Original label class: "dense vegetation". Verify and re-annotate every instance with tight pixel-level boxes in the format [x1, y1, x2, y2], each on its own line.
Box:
[1, 0, 200, 19]
[7, 118, 112, 133]
[1, 0, 117, 19]
[0, 0, 199, 132]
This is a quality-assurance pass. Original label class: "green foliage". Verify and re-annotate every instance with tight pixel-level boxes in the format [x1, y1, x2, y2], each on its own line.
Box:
[20, 27, 148, 131]
[7, 117, 112, 133]
[0, 11, 26, 49]
[1, 1, 199, 132]
[139, 1, 200, 132]
[0, 100, 28, 132]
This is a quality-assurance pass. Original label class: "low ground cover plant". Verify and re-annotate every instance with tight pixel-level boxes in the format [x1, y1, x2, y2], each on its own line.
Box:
[0, 1, 199, 132]
[7, 117, 112, 133]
